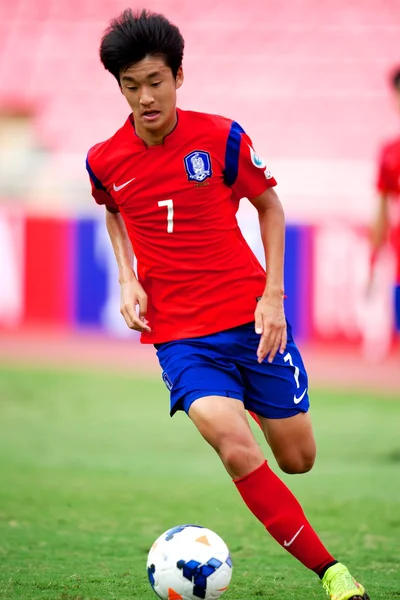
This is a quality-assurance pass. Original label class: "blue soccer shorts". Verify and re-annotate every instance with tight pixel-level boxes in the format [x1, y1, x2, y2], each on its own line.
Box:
[155, 320, 309, 420]
[395, 284, 400, 332]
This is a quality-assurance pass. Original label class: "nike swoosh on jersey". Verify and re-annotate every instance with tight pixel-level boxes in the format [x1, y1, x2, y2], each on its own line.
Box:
[113, 178, 135, 192]
[294, 388, 307, 404]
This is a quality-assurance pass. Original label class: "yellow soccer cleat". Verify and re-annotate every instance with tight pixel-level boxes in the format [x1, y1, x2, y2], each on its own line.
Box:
[322, 563, 370, 600]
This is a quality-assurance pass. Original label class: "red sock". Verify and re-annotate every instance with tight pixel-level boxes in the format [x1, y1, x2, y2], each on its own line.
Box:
[234, 461, 335, 574]
[248, 411, 262, 428]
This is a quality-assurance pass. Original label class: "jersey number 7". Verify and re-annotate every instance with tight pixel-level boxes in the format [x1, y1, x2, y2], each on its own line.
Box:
[158, 199, 174, 233]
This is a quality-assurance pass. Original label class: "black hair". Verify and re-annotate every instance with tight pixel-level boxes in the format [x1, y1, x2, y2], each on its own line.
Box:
[392, 67, 400, 90]
[100, 8, 184, 83]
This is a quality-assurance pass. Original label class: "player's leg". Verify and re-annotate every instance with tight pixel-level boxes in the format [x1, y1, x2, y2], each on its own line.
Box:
[157, 337, 335, 574]
[258, 410, 316, 474]
[190, 399, 369, 600]
[238, 320, 316, 474]
[188, 395, 337, 575]
[230, 322, 369, 599]
[156, 333, 368, 599]
[187, 394, 265, 479]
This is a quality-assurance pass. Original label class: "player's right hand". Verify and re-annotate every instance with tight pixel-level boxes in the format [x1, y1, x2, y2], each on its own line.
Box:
[120, 280, 151, 332]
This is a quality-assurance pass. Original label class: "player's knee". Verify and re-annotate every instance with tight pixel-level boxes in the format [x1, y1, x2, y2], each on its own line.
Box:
[189, 398, 264, 478]
[219, 441, 264, 479]
[277, 451, 315, 474]
[200, 422, 263, 478]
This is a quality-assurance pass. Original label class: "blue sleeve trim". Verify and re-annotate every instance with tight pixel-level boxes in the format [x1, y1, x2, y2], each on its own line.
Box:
[223, 121, 245, 187]
[86, 155, 107, 192]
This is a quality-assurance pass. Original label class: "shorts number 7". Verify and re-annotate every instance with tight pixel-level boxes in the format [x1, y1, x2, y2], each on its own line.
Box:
[283, 352, 300, 389]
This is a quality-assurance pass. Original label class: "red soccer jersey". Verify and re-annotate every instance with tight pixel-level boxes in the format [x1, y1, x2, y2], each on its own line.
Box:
[376, 137, 400, 282]
[86, 108, 277, 343]
[376, 137, 400, 196]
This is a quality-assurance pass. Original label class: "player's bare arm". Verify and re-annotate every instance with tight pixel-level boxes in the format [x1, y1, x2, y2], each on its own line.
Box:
[367, 192, 389, 293]
[370, 193, 389, 259]
[105, 206, 151, 333]
[371, 192, 389, 249]
[249, 187, 287, 364]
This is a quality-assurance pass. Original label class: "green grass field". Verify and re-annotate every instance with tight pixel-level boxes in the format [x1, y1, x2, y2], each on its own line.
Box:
[0, 365, 399, 600]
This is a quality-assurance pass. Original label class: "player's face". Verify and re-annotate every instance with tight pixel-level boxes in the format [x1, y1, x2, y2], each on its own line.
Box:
[120, 56, 183, 143]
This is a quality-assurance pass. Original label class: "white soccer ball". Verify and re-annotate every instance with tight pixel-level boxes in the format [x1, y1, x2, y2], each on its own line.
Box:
[147, 524, 233, 600]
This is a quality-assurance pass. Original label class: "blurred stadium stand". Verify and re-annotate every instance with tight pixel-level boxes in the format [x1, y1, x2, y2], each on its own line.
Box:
[1, 0, 400, 219]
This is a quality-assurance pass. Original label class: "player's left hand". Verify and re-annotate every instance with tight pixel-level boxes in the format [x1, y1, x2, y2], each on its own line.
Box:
[254, 292, 287, 363]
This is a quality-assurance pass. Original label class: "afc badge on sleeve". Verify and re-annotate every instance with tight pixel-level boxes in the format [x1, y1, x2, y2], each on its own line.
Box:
[184, 150, 212, 182]
[246, 142, 273, 179]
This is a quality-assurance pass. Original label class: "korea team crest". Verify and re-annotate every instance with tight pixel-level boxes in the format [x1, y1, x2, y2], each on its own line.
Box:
[184, 150, 212, 182]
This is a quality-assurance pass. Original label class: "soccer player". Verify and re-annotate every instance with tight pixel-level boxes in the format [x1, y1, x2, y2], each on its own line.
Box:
[86, 10, 369, 600]
[369, 67, 400, 339]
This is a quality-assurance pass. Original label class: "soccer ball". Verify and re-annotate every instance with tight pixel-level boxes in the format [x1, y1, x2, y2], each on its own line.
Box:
[147, 524, 233, 600]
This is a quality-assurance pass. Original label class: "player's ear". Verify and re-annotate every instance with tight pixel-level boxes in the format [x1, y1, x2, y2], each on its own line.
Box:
[175, 67, 184, 90]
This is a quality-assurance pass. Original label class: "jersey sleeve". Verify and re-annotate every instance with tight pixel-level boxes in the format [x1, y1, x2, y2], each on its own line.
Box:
[86, 152, 118, 210]
[223, 121, 277, 200]
[376, 145, 396, 194]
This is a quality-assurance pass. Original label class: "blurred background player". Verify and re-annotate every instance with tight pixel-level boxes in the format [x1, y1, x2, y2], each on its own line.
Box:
[369, 66, 400, 344]
[87, 10, 369, 600]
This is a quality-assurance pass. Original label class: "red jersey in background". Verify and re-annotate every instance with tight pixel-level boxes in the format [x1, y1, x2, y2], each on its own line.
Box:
[376, 137, 400, 283]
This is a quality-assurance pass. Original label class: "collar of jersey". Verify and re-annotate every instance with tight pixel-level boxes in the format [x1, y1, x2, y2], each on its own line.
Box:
[129, 108, 182, 149]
